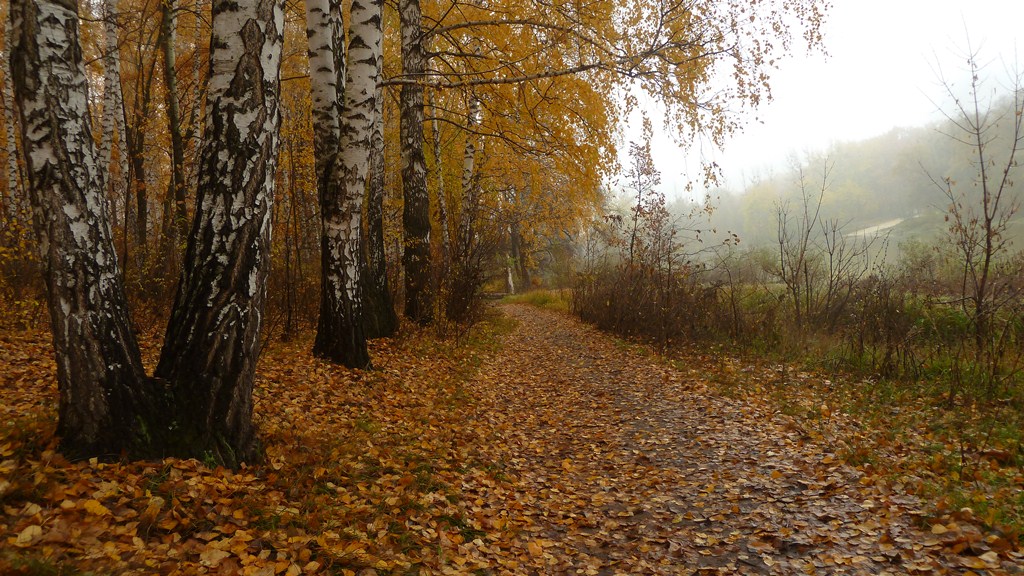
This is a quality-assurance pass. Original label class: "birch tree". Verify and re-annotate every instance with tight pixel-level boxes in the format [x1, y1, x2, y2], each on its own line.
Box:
[362, 44, 398, 339]
[399, 0, 432, 324]
[1, 50, 22, 219]
[312, 0, 383, 367]
[10, 0, 164, 459]
[304, 0, 341, 196]
[99, 0, 129, 203]
[12, 0, 284, 465]
[156, 0, 284, 464]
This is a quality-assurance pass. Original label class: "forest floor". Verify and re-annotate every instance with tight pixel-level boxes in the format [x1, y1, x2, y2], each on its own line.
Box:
[1, 303, 1022, 575]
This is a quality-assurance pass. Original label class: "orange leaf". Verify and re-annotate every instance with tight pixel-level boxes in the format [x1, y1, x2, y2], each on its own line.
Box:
[83, 499, 111, 516]
[527, 540, 544, 556]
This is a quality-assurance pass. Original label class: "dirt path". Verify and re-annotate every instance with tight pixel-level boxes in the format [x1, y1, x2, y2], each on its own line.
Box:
[456, 304, 1019, 575]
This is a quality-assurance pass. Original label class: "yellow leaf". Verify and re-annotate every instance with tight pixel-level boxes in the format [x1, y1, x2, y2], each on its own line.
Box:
[979, 551, 999, 564]
[200, 548, 231, 567]
[15, 524, 42, 547]
[83, 499, 111, 516]
[527, 540, 544, 556]
[959, 556, 989, 569]
[931, 524, 948, 535]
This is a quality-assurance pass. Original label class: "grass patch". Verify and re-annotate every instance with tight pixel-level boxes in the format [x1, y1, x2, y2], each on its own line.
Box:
[501, 289, 571, 313]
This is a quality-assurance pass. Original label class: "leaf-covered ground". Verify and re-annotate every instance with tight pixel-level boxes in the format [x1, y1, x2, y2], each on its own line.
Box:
[2, 304, 1022, 574]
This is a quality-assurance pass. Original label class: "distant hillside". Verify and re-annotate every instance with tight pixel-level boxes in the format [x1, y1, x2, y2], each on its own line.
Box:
[697, 93, 1024, 253]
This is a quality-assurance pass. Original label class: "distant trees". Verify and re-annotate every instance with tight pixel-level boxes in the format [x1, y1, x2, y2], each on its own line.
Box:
[771, 159, 876, 332]
[392, 0, 829, 325]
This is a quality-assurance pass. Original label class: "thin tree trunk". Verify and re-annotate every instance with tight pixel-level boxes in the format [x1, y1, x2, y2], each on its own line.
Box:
[0, 63, 20, 219]
[430, 91, 449, 263]
[362, 45, 398, 339]
[399, 0, 432, 324]
[511, 222, 530, 287]
[126, 53, 157, 263]
[99, 0, 128, 188]
[184, 0, 208, 193]
[156, 0, 283, 466]
[10, 0, 167, 459]
[159, 0, 188, 271]
[282, 137, 297, 340]
[456, 96, 480, 253]
[303, 0, 341, 349]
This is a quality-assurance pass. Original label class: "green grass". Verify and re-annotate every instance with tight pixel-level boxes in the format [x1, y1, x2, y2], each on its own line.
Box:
[501, 289, 571, 313]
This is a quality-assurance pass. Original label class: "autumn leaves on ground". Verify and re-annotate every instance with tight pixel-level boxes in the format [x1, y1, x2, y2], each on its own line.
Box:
[3, 304, 1023, 575]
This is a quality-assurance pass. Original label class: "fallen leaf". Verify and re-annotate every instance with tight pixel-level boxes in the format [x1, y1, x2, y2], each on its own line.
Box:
[14, 524, 42, 547]
[83, 499, 111, 516]
[200, 548, 231, 567]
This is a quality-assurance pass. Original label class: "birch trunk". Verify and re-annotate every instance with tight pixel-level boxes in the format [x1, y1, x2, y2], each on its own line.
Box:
[399, 0, 432, 324]
[304, 0, 340, 191]
[456, 96, 480, 253]
[99, 0, 128, 186]
[159, 0, 188, 268]
[312, 0, 381, 367]
[362, 45, 398, 339]
[430, 91, 449, 262]
[331, 0, 344, 114]
[156, 0, 283, 466]
[1, 66, 19, 218]
[10, 0, 167, 459]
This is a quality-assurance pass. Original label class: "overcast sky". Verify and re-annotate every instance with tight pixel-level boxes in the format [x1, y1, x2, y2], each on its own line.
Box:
[643, 0, 1024, 198]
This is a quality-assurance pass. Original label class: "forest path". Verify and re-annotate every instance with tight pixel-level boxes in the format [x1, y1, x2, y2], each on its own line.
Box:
[457, 304, 1012, 575]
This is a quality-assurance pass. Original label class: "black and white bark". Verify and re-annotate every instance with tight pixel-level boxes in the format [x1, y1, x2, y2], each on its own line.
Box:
[456, 96, 480, 254]
[304, 0, 340, 192]
[330, 0, 345, 116]
[10, 0, 166, 459]
[429, 91, 450, 262]
[1, 60, 22, 218]
[99, 0, 129, 199]
[399, 0, 432, 324]
[156, 0, 283, 465]
[362, 45, 398, 339]
[311, 0, 381, 368]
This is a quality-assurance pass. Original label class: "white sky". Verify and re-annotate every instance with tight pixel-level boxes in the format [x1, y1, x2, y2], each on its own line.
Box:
[640, 0, 1024, 198]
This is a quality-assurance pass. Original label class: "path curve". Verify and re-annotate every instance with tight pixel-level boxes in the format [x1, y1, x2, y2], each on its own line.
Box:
[455, 304, 1017, 575]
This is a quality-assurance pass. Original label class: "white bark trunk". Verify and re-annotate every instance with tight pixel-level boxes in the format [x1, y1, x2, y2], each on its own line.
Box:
[313, 0, 382, 366]
[430, 91, 450, 259]
[156, 0, 284, 465]
[99, 0, 130, 226]
[10, 0, 153, 457]
[457, 96, 480, 250]
[362, 41, 397, 338]
[399, 0, 432, 323]
[2, 67, 20, 214]
[304, 0, 340, 182]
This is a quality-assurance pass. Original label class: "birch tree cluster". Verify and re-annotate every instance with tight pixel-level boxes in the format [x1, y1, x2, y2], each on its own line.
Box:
[0, 0, 827, 462]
